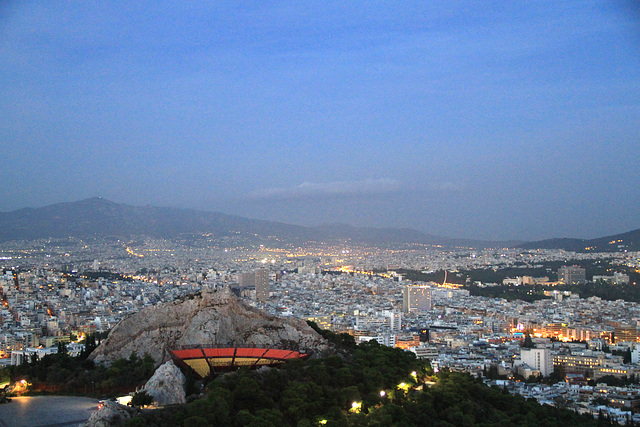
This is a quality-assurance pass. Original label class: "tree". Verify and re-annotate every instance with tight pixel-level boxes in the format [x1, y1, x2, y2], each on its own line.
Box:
[57, 341, 67, 355]
[522, 334, 535, 349]
[547, 364, 566, 384]
[129, 390, 154, 408]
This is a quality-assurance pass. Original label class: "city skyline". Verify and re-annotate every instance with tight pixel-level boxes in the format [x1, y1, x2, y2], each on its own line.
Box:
[1, 2, 639, 241]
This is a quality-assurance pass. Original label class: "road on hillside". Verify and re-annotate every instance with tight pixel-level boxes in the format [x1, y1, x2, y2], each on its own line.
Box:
[0, 396, 99, 427]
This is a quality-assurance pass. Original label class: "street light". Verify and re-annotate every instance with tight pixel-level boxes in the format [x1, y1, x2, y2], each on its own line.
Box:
[397, 382, 410, 392]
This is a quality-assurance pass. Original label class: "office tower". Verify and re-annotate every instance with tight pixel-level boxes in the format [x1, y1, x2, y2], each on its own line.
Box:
[255, 268, 269, 301]
[402, 285, 431, 313]
[238, 272, 255, 287]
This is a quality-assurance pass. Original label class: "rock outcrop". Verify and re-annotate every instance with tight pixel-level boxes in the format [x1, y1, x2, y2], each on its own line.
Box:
[90, 287, 329, 365]
[81, 400, 135, 427]
[142, 361, 186, 406]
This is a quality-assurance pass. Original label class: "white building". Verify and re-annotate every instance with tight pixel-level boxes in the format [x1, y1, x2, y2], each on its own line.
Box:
[519, 347, 554, 377]
[10, 347, 58, 365]
[384, 310, 402, 332]
[631, 344, 640, 365]
[411, 344, 439, 360]
[357, 334, 396, 347]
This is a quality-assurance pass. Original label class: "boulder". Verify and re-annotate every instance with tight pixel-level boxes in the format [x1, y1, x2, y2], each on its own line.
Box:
[143, 360, 186, 406]
[81, 400, 135, 427]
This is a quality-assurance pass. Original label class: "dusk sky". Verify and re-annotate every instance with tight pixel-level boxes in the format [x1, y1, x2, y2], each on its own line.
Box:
[1, 2, 639, 241]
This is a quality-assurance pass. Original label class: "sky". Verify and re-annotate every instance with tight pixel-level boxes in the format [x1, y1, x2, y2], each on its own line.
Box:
[1, 1, 639, 241]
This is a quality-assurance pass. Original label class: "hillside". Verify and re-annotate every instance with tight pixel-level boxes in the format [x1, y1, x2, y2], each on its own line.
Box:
[121, 335, 603, 427]
[0, 197, 308, 243]
[0, 198, 449, 247]
[518, 228, 640, 252]
[1, 198, 637, 250]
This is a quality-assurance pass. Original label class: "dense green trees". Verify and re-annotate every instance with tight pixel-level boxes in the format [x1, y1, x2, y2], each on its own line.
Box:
[2, 325, 613, 426]
[3, 349, 155, 395]
[465, 280, 640, 304]
[129, 390, 154, 407]
[125, 337, 602, 427]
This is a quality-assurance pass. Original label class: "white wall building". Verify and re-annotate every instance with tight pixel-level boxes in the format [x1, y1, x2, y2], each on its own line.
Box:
[519, 347, 554, 377]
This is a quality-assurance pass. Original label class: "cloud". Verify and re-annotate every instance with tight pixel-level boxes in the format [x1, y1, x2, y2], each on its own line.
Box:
[247, 178, 401, 200]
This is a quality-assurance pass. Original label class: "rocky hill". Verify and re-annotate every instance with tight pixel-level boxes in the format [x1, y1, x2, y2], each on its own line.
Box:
[89, 287, 329, 365]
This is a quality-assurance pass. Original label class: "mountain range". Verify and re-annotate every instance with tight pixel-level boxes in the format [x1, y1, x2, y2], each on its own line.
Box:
[0, 198, 637, 251]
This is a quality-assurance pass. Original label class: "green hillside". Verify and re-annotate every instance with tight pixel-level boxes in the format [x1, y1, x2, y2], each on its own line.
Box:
[127, 329, 605, 427]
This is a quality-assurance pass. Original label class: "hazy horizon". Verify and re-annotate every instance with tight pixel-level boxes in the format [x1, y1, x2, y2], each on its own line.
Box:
[1, 2, 639, 241]
[1, 196, 637, 243]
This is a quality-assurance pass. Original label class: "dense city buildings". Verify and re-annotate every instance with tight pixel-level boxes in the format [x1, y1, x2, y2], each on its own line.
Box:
[1, 236, 639, 421]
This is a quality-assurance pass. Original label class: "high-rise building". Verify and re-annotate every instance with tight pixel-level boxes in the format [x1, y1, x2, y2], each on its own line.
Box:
[558, 266, 586, 284]
[237, 272, 255, 287]
[520, 347, 553, 377]
[383, 310, 402, 332]
[255, 268, 270, 301]
[402, 285, 431, 314]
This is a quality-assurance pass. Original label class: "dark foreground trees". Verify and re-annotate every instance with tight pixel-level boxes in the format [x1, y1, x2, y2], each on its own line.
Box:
[4, 350, 155, 396]
[127, 336, 604, 426]
[3, 328, 611, 426]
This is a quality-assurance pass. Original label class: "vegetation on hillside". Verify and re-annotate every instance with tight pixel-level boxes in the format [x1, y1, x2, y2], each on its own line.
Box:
[123, 326, 605, 427]
[397, 261, 640, 303]
[3, 334, 155, 396]
[2, 326, 619, 426]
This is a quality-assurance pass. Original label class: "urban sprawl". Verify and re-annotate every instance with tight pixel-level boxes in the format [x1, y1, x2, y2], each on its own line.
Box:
[2, 237, 640, 423]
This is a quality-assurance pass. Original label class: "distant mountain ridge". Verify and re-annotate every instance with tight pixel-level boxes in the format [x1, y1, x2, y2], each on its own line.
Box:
[518, 228, 640, 252]
[0, 198, 636, 250]
[0, 197, 451, 246]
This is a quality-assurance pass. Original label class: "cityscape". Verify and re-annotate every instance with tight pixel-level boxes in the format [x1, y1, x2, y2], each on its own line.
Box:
[1, 225, 640, 423]
[1, 1, 639, 426]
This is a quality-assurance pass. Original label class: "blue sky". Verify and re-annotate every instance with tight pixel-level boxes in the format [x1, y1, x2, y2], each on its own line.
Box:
[1, 1, 638, 240]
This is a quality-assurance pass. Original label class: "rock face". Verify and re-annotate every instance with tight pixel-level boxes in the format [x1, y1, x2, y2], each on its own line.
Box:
[81, 400, 135, 427]
[143, 361, 186, 406]
[90, 287, 329, 365]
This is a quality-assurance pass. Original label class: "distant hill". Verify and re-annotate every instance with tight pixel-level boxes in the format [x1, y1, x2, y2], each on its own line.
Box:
[0, 198, 449, 246]
[518, 228, 640, 252]
[1, 198, 635, 250]
[0, 197, 305, 243]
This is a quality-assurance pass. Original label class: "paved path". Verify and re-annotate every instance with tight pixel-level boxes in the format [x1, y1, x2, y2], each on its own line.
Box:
[0, 396, 99, 427]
